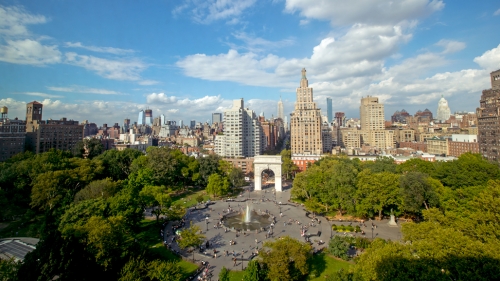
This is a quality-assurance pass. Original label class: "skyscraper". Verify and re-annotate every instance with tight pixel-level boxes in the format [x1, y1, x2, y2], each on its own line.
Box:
[144, 109, 153, 125]
[190, 120, 196, 129]
[277, 96, 284, 120]
[137, 110, 145, 125]
[436, 96, 451, 122]
[290, 68, 323, 156]
[360, 96, 385, 130]
[326, 98, 332, 123]
[215, 98, 263, 157]
[335, 112, 345, 127]
[477, 69, 500, 161]
[212, 113, 222, 124]
[359, 96, 393, 149]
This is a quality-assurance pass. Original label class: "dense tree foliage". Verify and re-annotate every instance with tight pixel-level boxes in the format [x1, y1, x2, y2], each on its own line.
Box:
[259, 236, 312, 281]
[291, 153, 498, 219]
[242, 260, 261, 281]
[319, 155, 500, 280]
[4, 147, 500, 280]
[177, 223, 205, 262]
[0, 147, 231, 280]
[206, 173, 230, 198]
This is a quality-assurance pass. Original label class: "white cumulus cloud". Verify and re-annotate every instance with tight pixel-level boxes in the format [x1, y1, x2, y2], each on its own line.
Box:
[473, 44, 500, 71]
[435, 39, 466, 54]
[0, 39, 61, 65]
[284, 0, 444, 26]
[0, 5, 47, 36]
[64, 52, 148, 81]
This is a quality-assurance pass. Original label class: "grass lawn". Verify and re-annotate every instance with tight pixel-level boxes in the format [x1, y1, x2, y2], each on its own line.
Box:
[228, 270, 245, 281]
[137, 220, 199, 280]
[171, 188, 211, 208]
[308, 252, 353, 280]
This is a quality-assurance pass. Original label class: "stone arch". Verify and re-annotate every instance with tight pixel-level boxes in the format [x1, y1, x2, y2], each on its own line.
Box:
[254, 155, 282, 192]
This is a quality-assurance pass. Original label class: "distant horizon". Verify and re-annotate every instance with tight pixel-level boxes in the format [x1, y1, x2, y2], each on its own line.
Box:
[1, 1, 499, 125]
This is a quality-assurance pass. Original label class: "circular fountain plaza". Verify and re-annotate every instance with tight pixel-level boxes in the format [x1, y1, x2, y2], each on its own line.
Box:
[223, 203, 271, 231]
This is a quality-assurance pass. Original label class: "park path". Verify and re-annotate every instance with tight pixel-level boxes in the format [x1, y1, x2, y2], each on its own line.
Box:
[163, 183, 402, 279]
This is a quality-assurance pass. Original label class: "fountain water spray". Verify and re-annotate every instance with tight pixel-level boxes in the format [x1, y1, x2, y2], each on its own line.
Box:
[245, 203, 251, 223]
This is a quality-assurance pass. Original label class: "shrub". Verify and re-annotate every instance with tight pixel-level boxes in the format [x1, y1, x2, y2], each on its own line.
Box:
[346, 225, 354, 232]
[328, 236, 350, 260]
[355, 237, 371, 249]
[355, 225, 361, 233]
[331, 224, 337, 231]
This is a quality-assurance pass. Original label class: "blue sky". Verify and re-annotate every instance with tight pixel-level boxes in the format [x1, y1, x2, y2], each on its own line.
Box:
[1, 0, 499, 126]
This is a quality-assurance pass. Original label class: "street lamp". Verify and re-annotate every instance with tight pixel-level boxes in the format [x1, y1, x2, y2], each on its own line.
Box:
[371, 226, 374, 239]
[206, 217, 209, 232]
[241, 249, 244, 270]
[328, 219, 332, 238]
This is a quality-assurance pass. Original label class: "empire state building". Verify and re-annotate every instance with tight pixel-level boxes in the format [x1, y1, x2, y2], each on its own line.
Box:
[290, 68, 323, 156]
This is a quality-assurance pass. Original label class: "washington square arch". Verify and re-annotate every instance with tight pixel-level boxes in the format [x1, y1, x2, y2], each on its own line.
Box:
[253, 155, 282, 192]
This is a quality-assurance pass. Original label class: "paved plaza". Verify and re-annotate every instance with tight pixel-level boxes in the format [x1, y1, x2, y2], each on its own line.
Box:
[163, 183, 403, 279]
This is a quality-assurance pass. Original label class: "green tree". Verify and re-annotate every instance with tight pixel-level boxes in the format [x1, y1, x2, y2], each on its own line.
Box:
[229, 167, 246, 187]
[323, 158, 359, 216]
[433, 153, 500, 189]
[304, 197, 323, 216]
[84, 215, 129, 270]
[108, 186, 143, 229]
[119, 256, 148, 281]
[139, 185, 172, 223]
[219, 266, 230, 281]
[58, 198, 108, 238]
[0, 257, 20, 281]
[96, 148, 143, 181]
[197, 154, 221, 186]
[147, 260, 182, 281]
[73, 138, 104, 159]
[355, 169, 400, 219]
[243, 260, 261, 281]
[259, 236, 312, 281]
[74, 178, 122, 202]
[399, 172, 439, 216]
[396, 157, 435, 175]
[206, 173, 230, 199]
[281, 149, 299, 180]
[361, 156, 397, 173]
[177, 222, 205, 261]
[164, 204, 187, 222]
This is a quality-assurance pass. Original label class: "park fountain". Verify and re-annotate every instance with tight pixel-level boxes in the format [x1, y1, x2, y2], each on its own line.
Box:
[224, 202, 270, 231]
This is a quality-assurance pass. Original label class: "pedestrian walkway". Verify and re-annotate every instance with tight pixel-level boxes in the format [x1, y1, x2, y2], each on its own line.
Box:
[163, 184, 402, 278]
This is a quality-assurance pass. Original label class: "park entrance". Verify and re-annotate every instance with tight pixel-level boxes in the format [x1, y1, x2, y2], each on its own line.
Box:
[254, 155, 282, 192]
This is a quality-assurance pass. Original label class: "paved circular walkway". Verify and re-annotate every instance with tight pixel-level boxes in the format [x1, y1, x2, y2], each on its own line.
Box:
[164, 183, 402, 279]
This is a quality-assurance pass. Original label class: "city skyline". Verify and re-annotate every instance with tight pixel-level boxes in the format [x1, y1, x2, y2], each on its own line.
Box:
[1, 1, 500, 125]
